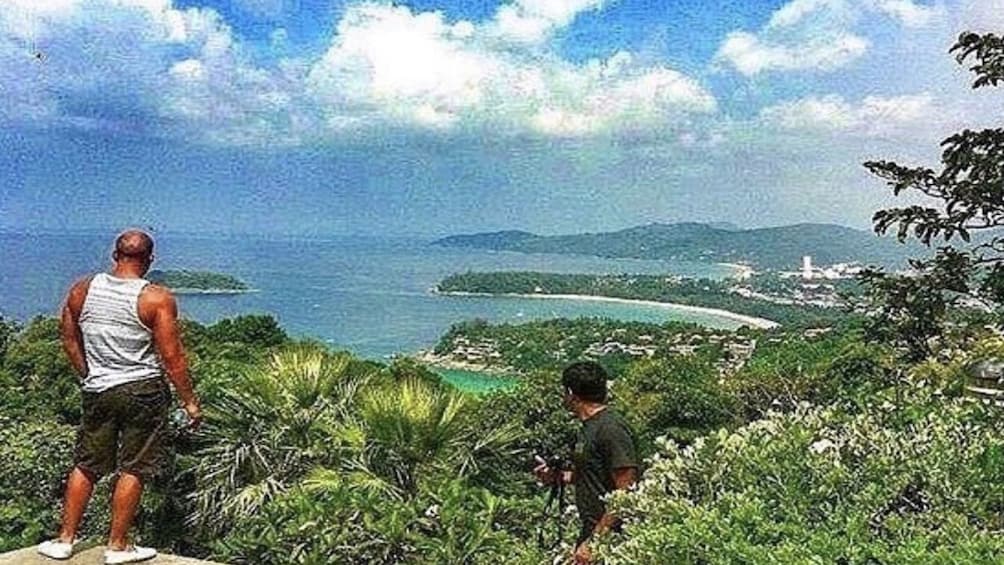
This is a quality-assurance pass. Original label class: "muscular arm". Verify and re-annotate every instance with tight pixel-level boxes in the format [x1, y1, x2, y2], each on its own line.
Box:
[60, 278, 91, 379]
[141, 286, 197, 407]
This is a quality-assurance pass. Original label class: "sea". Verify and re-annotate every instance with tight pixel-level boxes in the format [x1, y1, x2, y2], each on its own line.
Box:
[2, 232, 738, 387]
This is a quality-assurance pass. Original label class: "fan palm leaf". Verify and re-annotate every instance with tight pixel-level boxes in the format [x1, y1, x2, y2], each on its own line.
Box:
[187, 345, 372, 533]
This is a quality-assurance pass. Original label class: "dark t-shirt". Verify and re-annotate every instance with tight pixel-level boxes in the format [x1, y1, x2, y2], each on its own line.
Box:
[572, 408, 639, 543]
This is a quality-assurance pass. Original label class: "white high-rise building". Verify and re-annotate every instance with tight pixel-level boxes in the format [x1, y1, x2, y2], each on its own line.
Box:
[802, 256, 813, 280]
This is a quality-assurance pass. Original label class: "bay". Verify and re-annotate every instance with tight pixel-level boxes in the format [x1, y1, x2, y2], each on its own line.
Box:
[1, 232, 739, 360]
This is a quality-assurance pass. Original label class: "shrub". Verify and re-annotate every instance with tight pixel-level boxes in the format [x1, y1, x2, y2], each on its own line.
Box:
[727, 332, 885, 420]
[213, 480, 546, 565]
[0, 418, 76, 551]
[600, 382, 1004, 564]
[1, 317, 81, 424]
[613, 356, 736, 448]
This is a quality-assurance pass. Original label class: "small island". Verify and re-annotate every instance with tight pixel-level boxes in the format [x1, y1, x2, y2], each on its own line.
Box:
[147, 269, 251, 294]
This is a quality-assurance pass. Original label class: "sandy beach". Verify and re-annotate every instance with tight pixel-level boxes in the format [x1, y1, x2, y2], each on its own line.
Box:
[437, 290, 780, 329]
[413, 349, 515, 374]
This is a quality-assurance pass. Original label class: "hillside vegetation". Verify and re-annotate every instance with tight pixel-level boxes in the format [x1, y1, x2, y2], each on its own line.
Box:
[3, 310, 1003, 563]
[437, 271, 849, 327]
[434, 223, 915, 270]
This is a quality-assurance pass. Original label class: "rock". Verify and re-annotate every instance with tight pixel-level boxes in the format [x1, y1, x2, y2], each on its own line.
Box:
[0, 544, 226, 565]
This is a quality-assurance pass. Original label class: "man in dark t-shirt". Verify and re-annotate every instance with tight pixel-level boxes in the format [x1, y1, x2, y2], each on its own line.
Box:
[534, 361, 639, 564]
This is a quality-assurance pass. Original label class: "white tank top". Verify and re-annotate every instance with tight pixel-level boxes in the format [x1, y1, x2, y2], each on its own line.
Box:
[79, 273, 163, 393]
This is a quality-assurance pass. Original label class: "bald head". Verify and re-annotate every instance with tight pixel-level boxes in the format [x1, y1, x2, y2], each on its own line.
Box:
[114, 230, 154, 264]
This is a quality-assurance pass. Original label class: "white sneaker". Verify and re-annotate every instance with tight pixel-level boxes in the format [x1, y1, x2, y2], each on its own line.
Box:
[104, 545, 157, 564]
[37, 539, 76, 560]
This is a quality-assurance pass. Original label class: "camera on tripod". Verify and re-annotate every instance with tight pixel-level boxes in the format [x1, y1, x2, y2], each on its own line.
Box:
[545, 454, 568, 482]
[534, 453, 569, 486]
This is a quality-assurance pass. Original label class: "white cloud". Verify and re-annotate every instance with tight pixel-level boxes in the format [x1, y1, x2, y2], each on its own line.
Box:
[1, 0, 963, 147]
[871, 0, 941, 27]
[169, 58, 205, 80]
[527, 63, 717, 136]
[716, 0, 941, 75]
[489, 0, 607, 44]
[0, 0, 713, 144]
[308, 3, 715, 137]
[766, 0, 939, 28]
[768, 0, 854, 28]
[717, 30, 869, 75]
[954, 0, 1004, 32]
[306, 5, 498, 131]
[0, 0, 302, 144]
[760, 92, 936, 135]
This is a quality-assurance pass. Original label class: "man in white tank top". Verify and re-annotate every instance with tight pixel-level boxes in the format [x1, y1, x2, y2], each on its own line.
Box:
[37, 230, 202, 564]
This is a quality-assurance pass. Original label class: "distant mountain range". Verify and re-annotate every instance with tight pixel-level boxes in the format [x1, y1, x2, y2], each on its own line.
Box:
[433, 222, 920, 269]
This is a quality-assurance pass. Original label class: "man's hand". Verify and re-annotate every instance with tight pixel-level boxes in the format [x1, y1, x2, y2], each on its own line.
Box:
[182, 400, 203, 430]
[533, 455, 557, 485]
[573, 541, 592, 565]
[533, 455, 572, 486]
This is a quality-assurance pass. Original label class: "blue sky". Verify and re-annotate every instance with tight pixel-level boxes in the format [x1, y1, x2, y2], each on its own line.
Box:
[1, 0, 1002, 237]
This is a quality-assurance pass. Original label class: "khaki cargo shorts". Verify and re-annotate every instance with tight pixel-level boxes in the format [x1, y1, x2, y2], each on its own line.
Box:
[74, 378, 171, 480]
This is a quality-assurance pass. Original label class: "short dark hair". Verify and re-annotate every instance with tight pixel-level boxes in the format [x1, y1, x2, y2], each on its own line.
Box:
[561, 361, 608, 403]
[114, 230, 154, 262]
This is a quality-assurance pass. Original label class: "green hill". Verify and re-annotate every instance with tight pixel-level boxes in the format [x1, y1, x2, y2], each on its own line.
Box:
[434, 222, 918, 269]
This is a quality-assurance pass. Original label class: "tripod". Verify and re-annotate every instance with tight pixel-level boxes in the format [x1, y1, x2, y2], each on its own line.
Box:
[536, 466, 567, 550]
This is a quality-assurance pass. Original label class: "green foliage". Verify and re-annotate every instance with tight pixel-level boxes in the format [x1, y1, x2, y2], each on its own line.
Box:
[727, 331, 890, 420]
[954, 32, 1004, 88]
[353, 378, 520, 496]
[147, 270, 248, 292]
[438, 271, 846, 327]
[858, 250, 972, 363]
[181, 315, 290, 404]
[186, 343, 529, 563]
[4, 302, 1003, 563]
[0, 314, 19, 363]
[214, 480, 546, 565]
[824, 342, 897, 399]
[463, 370, 576, 496]
[613, 357, 735, 448]
[187, 345, 371, 533]
[383, 356, 446, 388]
[201, 314, 287, 348]
[0, 417, 75, 552]
[0, 317, 81, 424]
[863, 32, 1004, 354]
[601, 382, 1004, 564]
[436, 222, 910, 270]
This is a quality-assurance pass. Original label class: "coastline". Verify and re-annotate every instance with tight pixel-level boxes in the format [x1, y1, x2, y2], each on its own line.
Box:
[413, 349, 517, 376]
[436, 290, 780, 329]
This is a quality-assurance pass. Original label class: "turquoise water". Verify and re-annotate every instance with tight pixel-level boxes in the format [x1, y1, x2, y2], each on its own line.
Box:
[434, 368, 518, 394]
[1, 232, 737, 360]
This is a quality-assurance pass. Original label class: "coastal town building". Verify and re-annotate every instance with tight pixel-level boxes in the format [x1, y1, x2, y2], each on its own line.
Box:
[781, 258, 863, 282]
